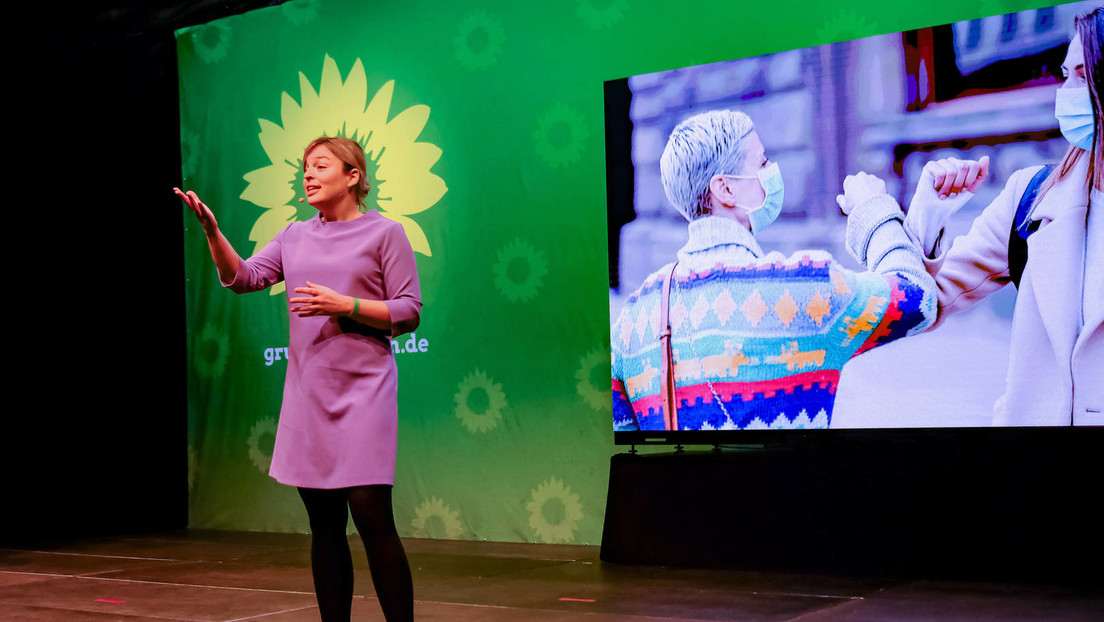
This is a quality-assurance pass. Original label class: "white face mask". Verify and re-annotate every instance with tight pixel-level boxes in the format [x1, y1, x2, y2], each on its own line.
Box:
[721, 162, 785, 233]
[1055, 86, 1096, 151]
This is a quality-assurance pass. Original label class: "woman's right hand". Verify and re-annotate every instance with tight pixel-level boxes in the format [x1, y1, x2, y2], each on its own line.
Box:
[909, 156, 990, 221]
[174, 187, 243, 284]
[904, 155, 990, 255]
[174, 188, 219, 237]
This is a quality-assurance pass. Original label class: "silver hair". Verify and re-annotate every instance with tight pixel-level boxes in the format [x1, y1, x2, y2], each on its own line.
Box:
[659, 109, 755, 221]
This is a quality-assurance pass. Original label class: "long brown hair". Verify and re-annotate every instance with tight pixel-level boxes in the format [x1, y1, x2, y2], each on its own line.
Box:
[1041, 7, 1104, 198]
[303, 136, 372, 208]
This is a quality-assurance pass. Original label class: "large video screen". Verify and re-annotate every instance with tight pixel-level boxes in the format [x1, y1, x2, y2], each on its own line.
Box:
[608, 2, 1100, 433]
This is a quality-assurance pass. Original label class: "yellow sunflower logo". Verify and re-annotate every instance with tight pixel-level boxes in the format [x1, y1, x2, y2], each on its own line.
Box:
[241, 55, 447, 294]
[526, 478, 584, 543]
[454, 370, 507, 433]
[410, 496, 464, 539]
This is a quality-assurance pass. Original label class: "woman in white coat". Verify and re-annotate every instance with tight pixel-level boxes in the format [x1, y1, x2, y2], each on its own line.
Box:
[904, 7, 1103, 426]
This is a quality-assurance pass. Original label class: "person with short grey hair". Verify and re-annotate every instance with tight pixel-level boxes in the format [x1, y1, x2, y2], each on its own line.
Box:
[661, 110, 758, 222]
[610, 109, 938, 432]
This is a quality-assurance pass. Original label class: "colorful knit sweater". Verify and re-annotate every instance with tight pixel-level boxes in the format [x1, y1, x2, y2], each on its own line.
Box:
[611, 195, 937, 431]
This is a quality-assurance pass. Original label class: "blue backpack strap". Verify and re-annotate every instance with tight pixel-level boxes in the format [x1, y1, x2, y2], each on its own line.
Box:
[1008, 165, 1053, 289]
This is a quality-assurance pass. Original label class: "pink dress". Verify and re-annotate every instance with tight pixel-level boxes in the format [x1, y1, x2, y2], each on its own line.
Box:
[225, 211, 421, 489]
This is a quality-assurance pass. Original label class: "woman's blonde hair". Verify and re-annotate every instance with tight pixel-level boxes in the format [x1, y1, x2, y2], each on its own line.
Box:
[304, 136, 372, 208]
[1041, 7, 1104, 198]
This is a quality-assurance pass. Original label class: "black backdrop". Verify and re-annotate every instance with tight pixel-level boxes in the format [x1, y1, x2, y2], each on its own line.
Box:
[6, 1, 282, 545]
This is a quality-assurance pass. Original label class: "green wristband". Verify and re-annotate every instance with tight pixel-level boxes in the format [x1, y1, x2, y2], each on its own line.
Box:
[351, 297, 360, 317]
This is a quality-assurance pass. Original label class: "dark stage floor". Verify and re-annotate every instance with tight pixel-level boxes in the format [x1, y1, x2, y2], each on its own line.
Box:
[1, 530, 1101, 621]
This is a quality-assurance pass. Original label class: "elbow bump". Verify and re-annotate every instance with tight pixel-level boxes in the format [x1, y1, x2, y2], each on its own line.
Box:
[917, 292, 939, 332]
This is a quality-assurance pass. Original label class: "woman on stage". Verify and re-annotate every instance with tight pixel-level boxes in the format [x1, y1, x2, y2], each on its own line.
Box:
[176, 136, 419, 622]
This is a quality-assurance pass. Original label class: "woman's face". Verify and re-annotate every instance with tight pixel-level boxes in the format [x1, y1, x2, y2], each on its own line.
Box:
[1061, 34, 1087, 90]
[723, 130, 770, 208]
[303, 145, 358, 207]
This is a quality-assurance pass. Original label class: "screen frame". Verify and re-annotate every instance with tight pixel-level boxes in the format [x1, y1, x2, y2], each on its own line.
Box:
[605, 3, 1088, 443]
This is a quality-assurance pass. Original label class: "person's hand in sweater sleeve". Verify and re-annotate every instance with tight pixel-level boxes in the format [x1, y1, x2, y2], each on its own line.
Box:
[834, 171, 938, 353]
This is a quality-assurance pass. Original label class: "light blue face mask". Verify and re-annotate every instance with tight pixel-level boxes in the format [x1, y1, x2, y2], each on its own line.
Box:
[1055, 86, 1096, 151]
[724, 161, 784, 233]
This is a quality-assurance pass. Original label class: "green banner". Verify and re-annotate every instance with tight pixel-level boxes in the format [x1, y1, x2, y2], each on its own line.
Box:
[179, 0, 1051, 543]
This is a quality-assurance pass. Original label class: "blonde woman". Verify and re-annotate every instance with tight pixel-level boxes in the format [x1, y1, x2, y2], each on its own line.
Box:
[176, 136, 419, 622]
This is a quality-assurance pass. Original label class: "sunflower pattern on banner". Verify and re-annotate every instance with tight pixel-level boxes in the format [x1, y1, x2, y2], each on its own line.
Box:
[411, 497, 465, 539]
[454, 370, 508, 433]
[527, 478, 585, 544]
[454, 10, 506, 71]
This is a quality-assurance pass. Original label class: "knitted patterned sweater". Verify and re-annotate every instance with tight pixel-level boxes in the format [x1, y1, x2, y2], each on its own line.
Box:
[611, 194, 937, 431]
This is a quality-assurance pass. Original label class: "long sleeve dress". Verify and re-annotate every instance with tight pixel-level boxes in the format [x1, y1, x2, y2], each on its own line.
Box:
[224, 211, 422, 488]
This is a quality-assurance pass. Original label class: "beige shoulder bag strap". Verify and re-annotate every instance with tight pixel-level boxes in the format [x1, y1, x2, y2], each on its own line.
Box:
[659, 263, 679, 430]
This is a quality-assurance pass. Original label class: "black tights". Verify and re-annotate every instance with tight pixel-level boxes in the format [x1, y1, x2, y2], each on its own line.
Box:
[298, 485, 413, 622]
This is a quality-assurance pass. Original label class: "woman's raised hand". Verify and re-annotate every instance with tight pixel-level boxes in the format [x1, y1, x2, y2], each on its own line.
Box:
[290, 281, 355, 317]
[908, 155, 990, 224]
[174, 187, 243, 283]
[836, 172, 888, 215]
[903, 155, 991, 255]
[924, 155, 989, 198]
[174, 188, 219, 237]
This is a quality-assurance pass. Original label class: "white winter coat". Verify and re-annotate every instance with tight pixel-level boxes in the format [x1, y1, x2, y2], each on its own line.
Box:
[920, 161, 1103, 425]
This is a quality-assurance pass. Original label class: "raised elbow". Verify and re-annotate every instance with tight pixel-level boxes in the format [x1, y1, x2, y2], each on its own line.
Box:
[897, 272, 939, 334]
